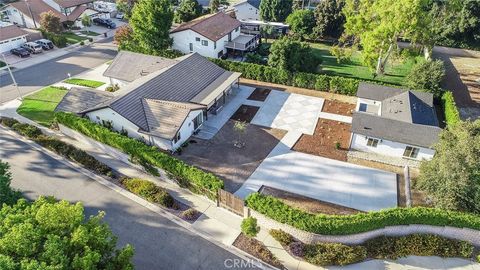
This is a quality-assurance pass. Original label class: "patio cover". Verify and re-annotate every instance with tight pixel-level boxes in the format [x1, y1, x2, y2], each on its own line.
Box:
[190, 72, 241, 107]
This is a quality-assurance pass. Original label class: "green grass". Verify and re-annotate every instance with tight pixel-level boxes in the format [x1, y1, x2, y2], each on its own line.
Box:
[17, 86, 69, 127]
[64, 78, 105, 88]
[309, 43, 421, 86]
[80, 30, 100, 36]
[60, 32, 88, 44]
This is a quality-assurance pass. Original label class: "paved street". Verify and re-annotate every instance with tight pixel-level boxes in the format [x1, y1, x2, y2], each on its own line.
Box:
[0, 38, 117, 103]
[0, 127, 259, 270]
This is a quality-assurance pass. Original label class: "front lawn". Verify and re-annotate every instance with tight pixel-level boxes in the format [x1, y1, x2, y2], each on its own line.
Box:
[17, 86, 68, 126]
[64, 78, 105, 88]
[60, 32, 88, 44]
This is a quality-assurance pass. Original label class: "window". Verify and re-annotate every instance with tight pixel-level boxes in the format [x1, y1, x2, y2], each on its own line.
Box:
[403, 146, 419, 159]
[173, 132, 181, 143]
[214, 41, 216, 49]
[195, 37, 200, 42]
[189, 43, 193, 52]
[193, 113, 203, 130]
[201, 40, 208, 46]
[366, 138, 379, 147]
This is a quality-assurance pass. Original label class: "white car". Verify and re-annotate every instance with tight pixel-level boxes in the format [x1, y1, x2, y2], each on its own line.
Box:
[115, 12, 124, 19]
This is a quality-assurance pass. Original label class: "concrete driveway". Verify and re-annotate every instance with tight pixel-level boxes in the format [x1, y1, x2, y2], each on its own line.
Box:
[236, 133, 398, 212]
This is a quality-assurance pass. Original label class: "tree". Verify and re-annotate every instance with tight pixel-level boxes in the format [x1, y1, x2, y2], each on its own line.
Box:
[417, 120, 480, 213]
[268, 37, 319, 72]
[285, 9, 315, 39]
[406, 59, 446, 97]
[0, 161, 21, 206]
[116, 0, 137, 20]
[259, 0, 293, 22]
[210, 0, 221, 13]
[233, 121, 248, 148]
[40, 11, 62, 33]
[0, 197, 135, 268]
[175, 0, 202, 23]
[81, 14, 91, 28]
[259, 24, 276, 43]
[343, 0, 431, 74]
[314, 0, 345, 39]
[114, 25, 136, 50]
[129, 0, 174, 54]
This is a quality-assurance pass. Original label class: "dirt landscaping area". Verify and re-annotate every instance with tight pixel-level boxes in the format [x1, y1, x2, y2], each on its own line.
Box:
[177, 120, 286, 193]
[322, 99, 355, 116]
[247, 88, 271, 101]
[293, 118, 351, 161]
[260, 186, 360, 215]
[230, 105, 260, 123]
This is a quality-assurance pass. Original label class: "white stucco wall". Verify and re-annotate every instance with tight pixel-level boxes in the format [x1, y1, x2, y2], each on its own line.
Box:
[170, 27, 241, 58]
[350, 133, 435, 161]
[0, 34, 27, 53]
[4, 6, 37, 28]
[171, 109, 204, 149]
[233, 2, 260, 21]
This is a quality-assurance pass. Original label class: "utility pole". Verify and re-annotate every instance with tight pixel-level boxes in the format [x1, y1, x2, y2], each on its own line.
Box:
[1, 54, 23, 100]
[25, 0, 37, 28]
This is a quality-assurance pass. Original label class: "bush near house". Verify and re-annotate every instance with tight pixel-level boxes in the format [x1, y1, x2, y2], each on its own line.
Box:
[241, 217, 260, 237]
[121, 178, 174, 208]
[441, 91, 461, 126]
[54, 112, 224, 200]
[246, 193, 480, 235]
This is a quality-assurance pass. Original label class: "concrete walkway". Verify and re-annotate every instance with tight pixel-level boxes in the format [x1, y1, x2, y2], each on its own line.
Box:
[317, 112, 352, 124]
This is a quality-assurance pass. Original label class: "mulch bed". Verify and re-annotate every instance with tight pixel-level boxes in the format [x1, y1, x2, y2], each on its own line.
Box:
[260, 186, 360, 215]
[233, 233, 286, 269]
[293, 118, 351, 161]
[230, 105, 260, 123]
[247, 88, 271, 101]
[322, 99, 355, 116]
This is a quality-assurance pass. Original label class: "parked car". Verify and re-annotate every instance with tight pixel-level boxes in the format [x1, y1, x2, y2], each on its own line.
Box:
[10, 47, 30, 58]
[21, 42, 42, 54]
[115, 12, 124, 20]
[35, 39, 54, 50]
[92, 18, 116, 29]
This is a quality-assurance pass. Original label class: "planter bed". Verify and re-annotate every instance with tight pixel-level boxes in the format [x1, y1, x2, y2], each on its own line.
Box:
[230, 105, 260, 123]
[321, 100, 355, 116]
[232, 233, 285, 269]
[247, 88, 271, 101]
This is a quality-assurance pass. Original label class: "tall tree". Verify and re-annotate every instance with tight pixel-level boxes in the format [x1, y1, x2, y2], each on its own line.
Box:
[417, 120, 480, 213]
[343, 0, 431, 74]
[314, 0, 345, 39]
[406, 59, 446, 97]
[175, 0, 202, 23]
[285, 9, 315, 39]
[116, 0, 137, 20]
[0, 197, 134, 268]
[210, 0, 221, 13]
[268, 37, 319, 72]
[129, 0, 174, 54]
[0, 161, 21, 206]
[40, 11, 62, 33]
[259, 0, 293, 22]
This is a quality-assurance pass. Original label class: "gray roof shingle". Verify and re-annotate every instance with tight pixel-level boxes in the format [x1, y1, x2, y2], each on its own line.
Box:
[381, 91, 438, 126]
[171, 12, 242, 41]
[54, 87, 114, 114]
[357, 82, 406, 101]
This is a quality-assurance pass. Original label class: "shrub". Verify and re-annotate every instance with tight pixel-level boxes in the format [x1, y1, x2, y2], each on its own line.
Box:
[441, 91, 461, 126]
[269, 229, 294, 246]
[180, 208, 199, 221]
[11, 123, 42, 139]
[406, 59, 446, 97]
[105, 84, 120, 92]
[55, 112, 223, 200]
[122, 178, 174, 208]
[288, 241, 305, 257]
[0, 117, 19, 127]
[477, 254, 480, 263]
[88, 37, 93, 42]
[241, 217, 259, 237]
[245, 193, 480, 235]
[43, 32, 67, 48]
[303, 242, 367, 266]
[329, 45, 352, 64]
[364, 234, 473, 260]
[80, 41, 85, 46]
[314, 75, 330, 91]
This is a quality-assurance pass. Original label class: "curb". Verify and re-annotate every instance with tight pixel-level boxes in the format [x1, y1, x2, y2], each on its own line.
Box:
[0, 125, 279, 270]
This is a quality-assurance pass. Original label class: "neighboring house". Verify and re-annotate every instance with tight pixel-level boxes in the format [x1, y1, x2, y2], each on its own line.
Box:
[231, 0, 260, 21]
[170, 12, 259, 58]
[103, 51, 178, 87]
[55, 53, 241, 151]
[350, 83, 442, 161]
[1, 0, 97, 29]
[0, 24, 28, 53]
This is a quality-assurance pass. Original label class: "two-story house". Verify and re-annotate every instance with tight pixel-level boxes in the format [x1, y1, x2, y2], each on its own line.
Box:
[350, 83, 442, 161]
[231, 0, 261, 21]
[2, 0, 97, 29]
[170, 12, 259, 58]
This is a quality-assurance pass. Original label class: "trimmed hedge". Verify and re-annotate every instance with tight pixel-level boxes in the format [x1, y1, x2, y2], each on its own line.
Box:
[246, 193, 480, 235]
[209, 58, 359, 96]
[122, 178, 174, 208]
[304, 242, 367, 266]
[55, 112, 223, 200]
[441, 91, 461, 126]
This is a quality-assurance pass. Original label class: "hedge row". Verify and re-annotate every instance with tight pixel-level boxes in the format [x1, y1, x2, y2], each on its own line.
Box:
[55, 112, 223, 200]
[442, 91, 461, 126]
[209, 58, 360, 96]
[246, 193, 480, 235]
[121, 178, 174, 208]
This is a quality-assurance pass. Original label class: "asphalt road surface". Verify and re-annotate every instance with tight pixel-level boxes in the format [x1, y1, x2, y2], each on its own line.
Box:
[0, 39, 117, 103]
[0, 127, 263, 270]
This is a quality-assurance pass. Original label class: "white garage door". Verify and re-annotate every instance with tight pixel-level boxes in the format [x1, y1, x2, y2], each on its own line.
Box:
[0, 36, 26, 53]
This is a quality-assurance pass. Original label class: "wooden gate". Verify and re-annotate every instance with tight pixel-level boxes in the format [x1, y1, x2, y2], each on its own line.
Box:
[217, 189, 244, 216]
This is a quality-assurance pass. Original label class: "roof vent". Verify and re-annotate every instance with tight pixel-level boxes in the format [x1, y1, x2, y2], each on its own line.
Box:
[140, 70, 149, 76]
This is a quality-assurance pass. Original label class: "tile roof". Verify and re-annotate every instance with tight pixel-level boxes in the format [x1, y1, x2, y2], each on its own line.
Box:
[103, 51, 178, 82]
[66, 5, 87, 21]
[54, 87, 115, 114]
[171, 12, 242, 41]
[352, 112, 442, 148]
[141, 99, 204, 139]
[10, 0, 67, 22]
[0, 25, 28, 41]
[52, 0, 93, 8]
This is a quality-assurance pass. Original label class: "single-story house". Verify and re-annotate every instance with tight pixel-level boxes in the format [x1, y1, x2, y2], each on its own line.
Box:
[103, 50, 178, 87]
[231, 0, 261, 21]
[170, 12, 259, 58]
[55, 52, 241, 151]
[1, 0, 97, 29]
[0, 24, 28, 53]
[350, 83, 442, 161]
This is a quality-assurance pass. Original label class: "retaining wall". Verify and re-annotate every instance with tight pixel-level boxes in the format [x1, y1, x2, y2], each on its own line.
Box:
[250, 209, 480, 246]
